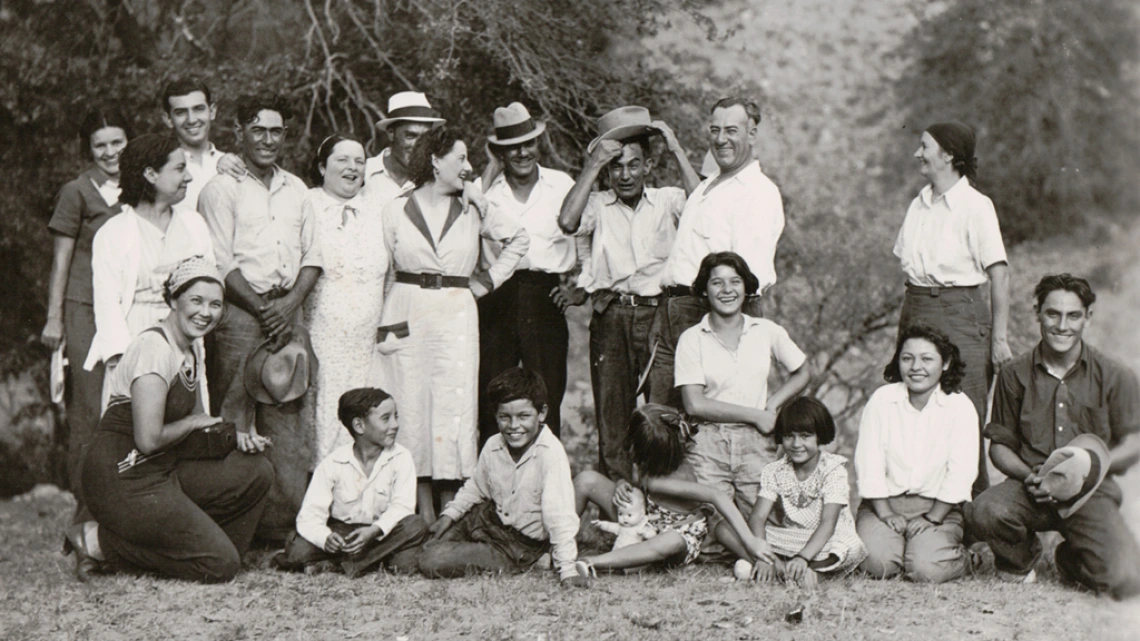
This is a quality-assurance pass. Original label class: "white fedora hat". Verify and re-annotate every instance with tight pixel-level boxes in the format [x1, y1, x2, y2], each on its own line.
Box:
[587, 106, 654, 153]
[487, 102, 546, 146]
[376, 91, 445, 131]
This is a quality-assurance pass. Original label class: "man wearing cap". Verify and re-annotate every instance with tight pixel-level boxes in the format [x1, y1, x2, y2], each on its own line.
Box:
[198, 94, 322, 540]
[360, 91, 445, 206]
[965, 274, 1140, 599]
[477, 102, 579, 441]
[557, 106, 699, 479]
[646, 96, 785, 412]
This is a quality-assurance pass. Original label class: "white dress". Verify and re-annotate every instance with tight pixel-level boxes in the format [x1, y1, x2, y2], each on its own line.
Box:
[374, 193, 526, 480]
[302, 187, 389, 462]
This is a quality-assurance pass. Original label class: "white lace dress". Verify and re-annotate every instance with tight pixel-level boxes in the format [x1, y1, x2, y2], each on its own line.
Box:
[303, 187, 389, 462]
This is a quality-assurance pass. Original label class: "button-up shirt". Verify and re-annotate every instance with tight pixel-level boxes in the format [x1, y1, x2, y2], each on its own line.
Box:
[571, 187, 685, 296]
[177, 143, 223, 217]
[854, 383, 979, 504]
[360, 148, 414, 208]
[441, 426, 579, 579]
[674, 314, 807, 426]
[481, 166, 578, 274]
[893, 176, 1007, 287]
[985, 342, 1140, 469]
[198, 166, 321, 294]
[295, 443, 417, 550]
[661, 161, 784, 291]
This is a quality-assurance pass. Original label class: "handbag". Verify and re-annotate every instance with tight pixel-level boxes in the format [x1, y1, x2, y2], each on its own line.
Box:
[174, 421, 238, 460]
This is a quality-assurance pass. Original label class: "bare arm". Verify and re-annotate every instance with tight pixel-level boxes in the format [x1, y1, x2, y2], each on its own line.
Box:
[223, 269, 266, 317]
[681, 384, 773, 434]
[747, 495, 776, 538]
[798, 503, 842, 560]
[131, 373, 220, 454]
[41, 234, 77, 349]
[989, 442, 1034, 481]
[765, 363, 812, 412]
[652, 120, 700, 195]
[558, 141, 621, 234]
[646, 476, 774, 563]
[987, 262, 1013, 367]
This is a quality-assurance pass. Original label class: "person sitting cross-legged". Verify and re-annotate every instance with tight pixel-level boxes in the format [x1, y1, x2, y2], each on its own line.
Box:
[272, 388, 428, 577]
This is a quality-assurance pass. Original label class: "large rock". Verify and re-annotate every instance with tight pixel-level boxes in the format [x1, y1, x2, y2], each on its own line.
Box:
[0, 363, 64, 498]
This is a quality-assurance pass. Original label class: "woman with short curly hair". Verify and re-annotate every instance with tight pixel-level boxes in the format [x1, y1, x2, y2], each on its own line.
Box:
[853, 322, 979, 584]
[86, 134, 215, 413]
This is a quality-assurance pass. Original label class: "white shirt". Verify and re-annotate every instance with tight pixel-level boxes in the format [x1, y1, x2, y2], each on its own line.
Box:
[177, 143, 223, 217]
[441, 426, 579, 580]
[662, 161, 784, 291]
[571, 187, 685, 295]
[360, 148, 414, 208]
[674, 314, 807, 427]
[295, 443, 417, 550]
[481, 166, 578, 274]
[893, 176, 1007, 287]
[854, 383, 979, 504]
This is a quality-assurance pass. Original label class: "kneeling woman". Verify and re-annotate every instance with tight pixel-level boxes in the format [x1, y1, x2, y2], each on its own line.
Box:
[65, 256, 274, 583]
[853, 323, 978, 583]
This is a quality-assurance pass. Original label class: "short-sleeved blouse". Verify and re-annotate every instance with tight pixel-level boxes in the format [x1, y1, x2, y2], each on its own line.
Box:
[106, 328, 201, 407]
[47, 167, 122, 305]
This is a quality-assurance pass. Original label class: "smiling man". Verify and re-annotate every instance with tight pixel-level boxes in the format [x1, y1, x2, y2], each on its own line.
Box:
[647, 97, 786, 409]
[557, 106, 699, 480]
[965, 274, 1140, 599]
[160, 77, 245, 215]
[198, 94, 322, 541]
[360, 91, 444, 207]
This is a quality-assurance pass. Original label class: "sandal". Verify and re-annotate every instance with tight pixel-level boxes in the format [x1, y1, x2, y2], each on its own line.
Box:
[64, 522, 102, 582]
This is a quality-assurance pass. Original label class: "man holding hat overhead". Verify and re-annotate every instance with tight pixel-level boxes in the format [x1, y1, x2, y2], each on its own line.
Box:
[477, 102, 579, 442]
[965, 274, 1140, 599]
[557, 106, 699, 479]
[646, 96, 786, 412]
[360, 91, 445, 205]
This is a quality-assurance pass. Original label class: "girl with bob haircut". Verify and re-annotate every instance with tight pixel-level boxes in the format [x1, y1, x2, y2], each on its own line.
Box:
[572, 404, 776, 576]
[737, 397, 866, 588]
[854, 322, 979, 583]
[86, 134, 215, 414]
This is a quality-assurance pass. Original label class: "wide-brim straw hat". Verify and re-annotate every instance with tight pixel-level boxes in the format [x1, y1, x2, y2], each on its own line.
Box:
[1039, 433, 1110, 519]
[376, 91, 446, 131]
[587, 106, 654, 153]
[244, 327, 318, 405]
[487, 102, 546, 146]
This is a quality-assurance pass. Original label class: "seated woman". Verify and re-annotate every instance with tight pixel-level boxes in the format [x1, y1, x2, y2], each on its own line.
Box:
[64, 256, 274, 583]
[85, 134, 215, 413]
[854, 322, 979, 583]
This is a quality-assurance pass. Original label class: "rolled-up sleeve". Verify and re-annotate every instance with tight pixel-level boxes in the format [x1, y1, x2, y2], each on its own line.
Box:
[298, 194, 323, 270]
[1107, 365, 1140, 443]
[197, 178, 238, 277]
[479, 205, 529, 290]
[440, 460, 491, 522]
[984, 366, 1024, 452]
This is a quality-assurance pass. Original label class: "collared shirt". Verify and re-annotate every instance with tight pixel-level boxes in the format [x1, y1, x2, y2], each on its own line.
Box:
[177, 143, 223, 217]
[571, 187, 685, 295]
[674, 314, 807, 427]
[198, 166, 321, 294]
[985, 342, 1140, 468]
[661, 161, 784, 291]
[481, 166, 578, 274]
[893, 176, 1007, 287]
[48, 167, 122, 305]
[295, 443, 417, 550]
[441, 426, 580, 580]
[360, 148, 414, 208]
[854, 383, 979, 504]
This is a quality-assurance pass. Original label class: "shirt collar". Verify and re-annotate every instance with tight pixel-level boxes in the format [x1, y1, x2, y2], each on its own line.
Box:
[604, 187, 653, 209]
[886, 382, 951, 408]
[920, 175, 969, 208]
[84, 166, 114, 186]
[696, 312, 763, 335]
[329, 442, 399, 475]
[1031, 340, 1090, 376]
[489, 165, 552, 193]
[487, 424, 554, 464]
[366, 148, 393, 177]
[702, 159, 762, 186]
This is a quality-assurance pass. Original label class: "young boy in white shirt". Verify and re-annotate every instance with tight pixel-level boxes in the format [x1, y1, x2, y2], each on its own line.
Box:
[272, 388, 427, 577]
[412, 367, 587, 586]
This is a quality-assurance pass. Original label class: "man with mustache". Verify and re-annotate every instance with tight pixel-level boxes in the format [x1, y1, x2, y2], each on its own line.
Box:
[360, 91, 445, 206]
[198, 94, 323, 541]
[476, 103, 579, 443]
[646, 97, 786, 418]
[557, 106, 699, 480]
[965, 274, 1140, 599]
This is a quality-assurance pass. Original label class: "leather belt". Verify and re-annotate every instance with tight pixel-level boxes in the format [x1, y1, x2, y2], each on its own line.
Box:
[395, 271, 469, 289]
[611, 292, 661, 307]
[905, 283, 980, 297]
[663, 285, 692, 298]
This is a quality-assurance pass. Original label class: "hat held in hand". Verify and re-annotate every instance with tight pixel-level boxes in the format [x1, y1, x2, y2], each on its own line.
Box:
[1039, 433, 1110, 519]
[587, 106, 654, 153]
[244, 327, 318, 405]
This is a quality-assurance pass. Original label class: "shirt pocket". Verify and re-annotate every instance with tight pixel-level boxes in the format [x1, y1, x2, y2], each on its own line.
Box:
[1073, 400, 1111, 442]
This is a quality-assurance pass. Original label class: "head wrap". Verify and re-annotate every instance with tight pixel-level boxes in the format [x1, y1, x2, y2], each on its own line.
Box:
[926, 121, 978, 181]
[164, 255, 224, 301]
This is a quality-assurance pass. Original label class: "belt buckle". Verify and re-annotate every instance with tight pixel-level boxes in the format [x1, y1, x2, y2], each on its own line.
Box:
[423, 274, 443, 289]
[627, 294, 638, 307]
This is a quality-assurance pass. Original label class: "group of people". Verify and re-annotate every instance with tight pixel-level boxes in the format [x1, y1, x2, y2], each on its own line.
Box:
[42, 77, 1140, 599]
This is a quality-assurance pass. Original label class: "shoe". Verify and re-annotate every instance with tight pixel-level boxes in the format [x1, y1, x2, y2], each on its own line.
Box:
[574, 559, 597, 580]
[734, 559, 754, 581]
[64, 523, 101, 582]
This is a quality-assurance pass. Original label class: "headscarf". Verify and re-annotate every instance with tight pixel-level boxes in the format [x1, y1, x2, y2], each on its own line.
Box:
[926, 121, 978, 182]
[164, 255, 225, 303]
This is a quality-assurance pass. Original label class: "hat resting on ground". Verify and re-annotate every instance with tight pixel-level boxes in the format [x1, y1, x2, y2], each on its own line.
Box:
[1039, 433, 1110, 519]
[376, 91, 445, 131]
[587, 106, 654, 153]
[487, 102, 546, 146]
[244, 327, 318, 405]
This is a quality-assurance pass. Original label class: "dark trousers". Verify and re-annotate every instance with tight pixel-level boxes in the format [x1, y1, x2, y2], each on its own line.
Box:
[965, 479, 1140, 599]
[84, 435, 274, 584]
[900, 286, 992, 497]
[590, 302, 657, 480]
[646, 295, 763, 409]
[63, 300, 104, 523]
[275, 515, 428, 577]
[478, 271, 568, 442]
[412, 502, 549, 578]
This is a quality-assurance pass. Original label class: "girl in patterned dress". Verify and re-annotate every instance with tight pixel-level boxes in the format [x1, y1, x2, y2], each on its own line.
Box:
[736, 397, 866, 588]
[572, 404, 776, 576]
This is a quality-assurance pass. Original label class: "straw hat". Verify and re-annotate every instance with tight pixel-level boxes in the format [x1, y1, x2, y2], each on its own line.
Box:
[586, 106, 654, 153]
[487, 102, 546, 146]
[376, 91, 445, 131]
